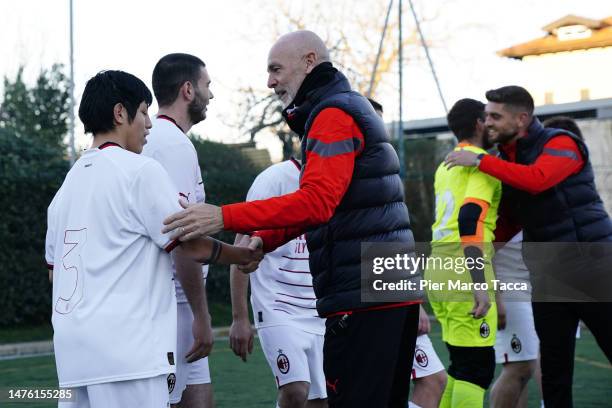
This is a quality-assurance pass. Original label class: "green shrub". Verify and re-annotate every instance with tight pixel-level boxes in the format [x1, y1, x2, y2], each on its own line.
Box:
[190, 137, 264, 304]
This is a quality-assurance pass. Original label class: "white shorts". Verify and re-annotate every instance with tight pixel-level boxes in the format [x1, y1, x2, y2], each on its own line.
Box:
[495, 302, 539, 364]
[411, 334, 445, 380]
[169, 302, 211, 404]
[58, 374, 170, 408]
[258, 325, 327, 400]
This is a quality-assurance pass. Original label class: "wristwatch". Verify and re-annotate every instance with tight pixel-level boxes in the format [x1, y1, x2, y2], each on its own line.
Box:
[475, 153, 485, 167]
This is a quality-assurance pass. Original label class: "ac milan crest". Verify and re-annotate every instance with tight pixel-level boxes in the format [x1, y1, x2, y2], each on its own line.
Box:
[511, 334, 522, 353]
[277, 349, 290, 374]
[480, 321, 490, 338]
[414, 348, 429, 368]
[167, 373, 176, 393]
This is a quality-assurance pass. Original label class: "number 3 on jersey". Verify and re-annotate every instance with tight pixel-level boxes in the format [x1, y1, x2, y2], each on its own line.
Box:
[56, 228, 87, 314]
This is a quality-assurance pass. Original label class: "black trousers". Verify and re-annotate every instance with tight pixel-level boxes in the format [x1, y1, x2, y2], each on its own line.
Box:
[323, 304, 419, 408]
[532, 302, 612, 408]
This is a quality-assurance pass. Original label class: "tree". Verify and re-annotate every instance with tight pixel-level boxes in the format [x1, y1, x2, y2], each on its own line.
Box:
[0, 65, 70, 326]
[189, 136, 265, 307]
[232, 0, 435, 160]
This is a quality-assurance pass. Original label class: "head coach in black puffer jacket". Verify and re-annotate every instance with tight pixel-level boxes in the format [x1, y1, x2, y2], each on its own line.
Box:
[162, 30, 421, 408]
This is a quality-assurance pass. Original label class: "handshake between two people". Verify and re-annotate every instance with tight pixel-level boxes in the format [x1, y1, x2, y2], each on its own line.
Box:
[164, 199, 264, 272]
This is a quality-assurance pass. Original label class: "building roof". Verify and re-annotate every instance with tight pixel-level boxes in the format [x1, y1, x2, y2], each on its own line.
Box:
[399, 97, 612, 136]
[498, 15, 612, 59]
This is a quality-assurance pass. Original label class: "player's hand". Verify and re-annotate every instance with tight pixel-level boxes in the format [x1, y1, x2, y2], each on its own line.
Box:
[186, 314, 214, 363]
[417, 305, 430, 335]
[444, 149, 479, 169]
[497, 297, 507, 330]
[238, 236, 264, 274]
[229, 318, 254, 362]
[163, 200, 224, 241]
[470, 289, 491, 319]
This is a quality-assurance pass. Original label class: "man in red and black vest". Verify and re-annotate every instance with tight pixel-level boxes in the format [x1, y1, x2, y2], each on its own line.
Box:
[445, 85, 612, 408]
[162, 30, 420, 408]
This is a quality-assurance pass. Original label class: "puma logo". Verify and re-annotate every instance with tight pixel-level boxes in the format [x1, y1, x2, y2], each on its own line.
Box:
[326, 379, 339, 394]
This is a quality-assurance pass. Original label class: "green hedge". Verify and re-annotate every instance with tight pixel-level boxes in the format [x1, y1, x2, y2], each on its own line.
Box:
[0, 129, 69, 326]
[190, 137, 264, 304]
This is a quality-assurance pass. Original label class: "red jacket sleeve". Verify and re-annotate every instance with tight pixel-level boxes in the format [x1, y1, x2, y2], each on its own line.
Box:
[253, 227, 304, 253]
[479, 135, 583, 195]
[222, 108, 365, 250]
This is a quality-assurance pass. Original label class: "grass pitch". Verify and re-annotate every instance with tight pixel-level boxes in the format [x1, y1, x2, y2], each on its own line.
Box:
[0, 322, 609, 407]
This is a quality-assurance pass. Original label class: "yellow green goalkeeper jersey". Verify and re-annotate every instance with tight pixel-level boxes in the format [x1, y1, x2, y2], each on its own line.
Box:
[431, 143, 502, 244]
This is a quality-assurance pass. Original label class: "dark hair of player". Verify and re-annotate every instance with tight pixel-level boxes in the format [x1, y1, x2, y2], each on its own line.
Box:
[542, 115, 583, 140]
[485, 85, 534, 116]
[78, 70, 152, 135]
[152, 53, 206, 107]
[446, 98, 485, 142]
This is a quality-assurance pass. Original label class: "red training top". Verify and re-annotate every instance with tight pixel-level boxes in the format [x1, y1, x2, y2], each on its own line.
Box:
[222, 107, 364, 252]
[485, 134, 584, 242]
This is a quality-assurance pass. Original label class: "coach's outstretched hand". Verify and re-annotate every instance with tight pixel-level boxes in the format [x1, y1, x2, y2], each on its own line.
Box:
[163, 199, 224, 241]
[444, 149, 479, 169]
[186, 314, 214, 363]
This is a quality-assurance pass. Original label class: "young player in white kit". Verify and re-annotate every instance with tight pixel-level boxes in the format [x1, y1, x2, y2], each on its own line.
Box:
[45, 70, 260, 408]
[229, 159, 327, 408]
[143, 53, 215, 408]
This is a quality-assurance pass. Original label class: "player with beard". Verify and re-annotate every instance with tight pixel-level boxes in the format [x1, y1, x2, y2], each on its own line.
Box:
[142, 53, 215, 408]
[445, 86, 612, 407]
[428, 98, 501, 408]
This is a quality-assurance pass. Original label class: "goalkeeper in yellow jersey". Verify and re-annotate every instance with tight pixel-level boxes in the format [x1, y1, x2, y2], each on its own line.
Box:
[425, 98, 502, 407]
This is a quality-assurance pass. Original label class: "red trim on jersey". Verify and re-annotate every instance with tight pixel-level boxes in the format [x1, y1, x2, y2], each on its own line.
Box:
[275, 279, 313, 288]
[290, 156, 301, 170]
[278, 267, 310, 274]
[222, 108, 365, 251]
[98, 141, 123, 150]
[164, 239, 180, 253]
[276, 292, 317, 300]
[325, 301, 420, 318]
[273, 308, 293, 315]
[411, 368, 417, 380]
[282, 255, 309, 260]
[274, 299, 317, 309]
[46, 262, 54, 270]
[479, 135, 583, 195]
[157, 114, 185, 133]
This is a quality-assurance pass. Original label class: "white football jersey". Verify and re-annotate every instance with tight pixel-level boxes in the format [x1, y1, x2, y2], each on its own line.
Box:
[247, 160, 325, 335]
[45, 144, 181, 387]
[493, 231, 531, 293]
[142, 116, 208, 303]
